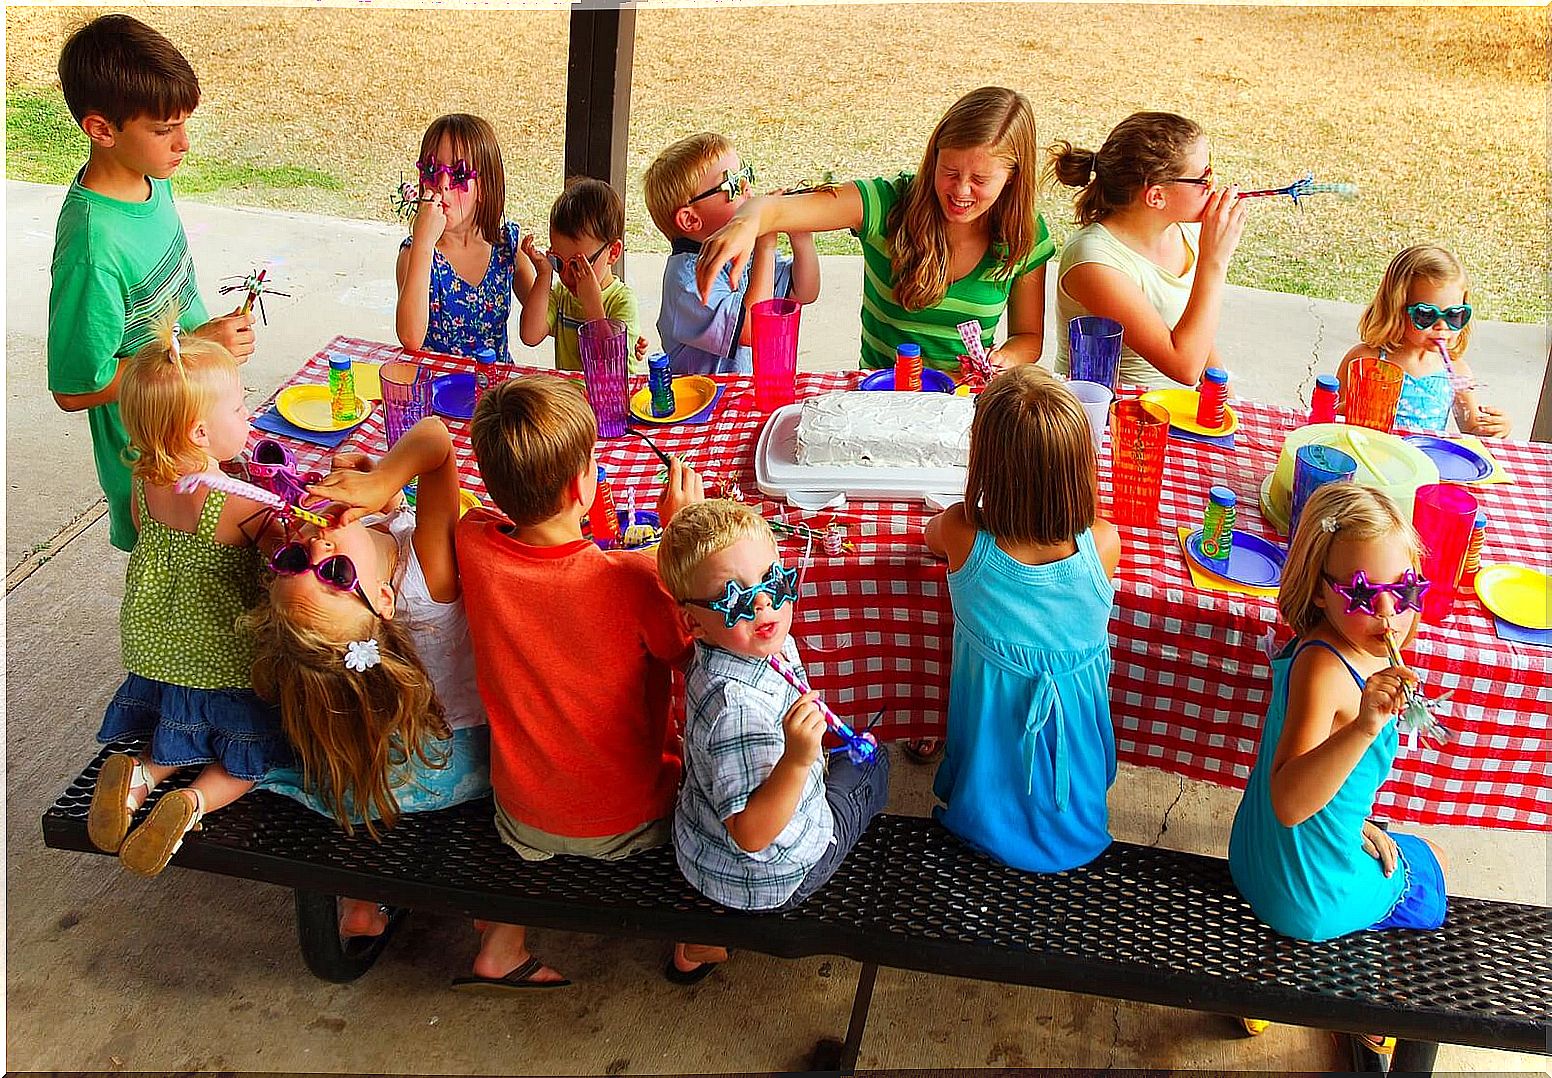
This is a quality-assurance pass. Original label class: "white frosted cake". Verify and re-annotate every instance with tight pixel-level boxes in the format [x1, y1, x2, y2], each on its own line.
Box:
[795, 391, 973, 469]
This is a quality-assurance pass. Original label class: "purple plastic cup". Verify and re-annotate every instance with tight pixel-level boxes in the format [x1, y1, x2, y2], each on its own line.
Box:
[1068, 316, 1124, 389]
[579, 318, 630, 438]
[380, 361, 429, 448]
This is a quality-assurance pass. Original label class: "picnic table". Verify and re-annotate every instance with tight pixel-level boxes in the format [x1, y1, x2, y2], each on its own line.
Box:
[258, 337, 1551, 832]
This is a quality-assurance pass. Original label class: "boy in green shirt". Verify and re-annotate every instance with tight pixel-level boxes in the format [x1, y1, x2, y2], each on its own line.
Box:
[48, 14, 255, 551]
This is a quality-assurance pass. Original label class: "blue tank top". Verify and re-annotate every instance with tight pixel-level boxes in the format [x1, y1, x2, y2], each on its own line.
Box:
[1228, 639, 1406, 940]
[933, 528, 1117, 872]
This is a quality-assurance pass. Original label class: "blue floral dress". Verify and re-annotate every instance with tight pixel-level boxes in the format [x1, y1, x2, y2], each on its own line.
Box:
[401, 221, 521, 360]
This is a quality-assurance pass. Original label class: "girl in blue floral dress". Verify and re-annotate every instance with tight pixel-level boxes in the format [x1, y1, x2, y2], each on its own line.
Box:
[395, 114, 536, 360]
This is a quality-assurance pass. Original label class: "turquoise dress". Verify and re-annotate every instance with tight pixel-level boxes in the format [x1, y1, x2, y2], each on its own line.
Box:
[1384, 349, 1455, 432]
[933, 529, 1116, 872]
[1228, 640, 1407, 941]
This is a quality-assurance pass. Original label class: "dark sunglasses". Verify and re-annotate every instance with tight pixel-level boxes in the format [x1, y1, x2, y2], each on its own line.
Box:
[688, 163, 755, 205]
[1322, 568, 1430, 617]
[1166, 163, 1214, 187]
[271, 542, 378, 616]
[1405, 302, 1472, 332]
[415, 155, 478, 192]
[684, 562, 799, 628]
[547, 240, 612, 276]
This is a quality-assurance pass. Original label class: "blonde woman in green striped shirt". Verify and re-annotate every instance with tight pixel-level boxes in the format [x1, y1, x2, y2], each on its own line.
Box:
[696, 87, 1056, 373]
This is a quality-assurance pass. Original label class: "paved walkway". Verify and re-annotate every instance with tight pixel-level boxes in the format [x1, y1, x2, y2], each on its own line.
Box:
[5, 180, 1547, 1074]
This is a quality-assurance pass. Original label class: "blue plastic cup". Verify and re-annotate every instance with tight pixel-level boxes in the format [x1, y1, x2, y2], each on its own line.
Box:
[1068, 316, 1124, 389]
[1289, 444, 1358, 538]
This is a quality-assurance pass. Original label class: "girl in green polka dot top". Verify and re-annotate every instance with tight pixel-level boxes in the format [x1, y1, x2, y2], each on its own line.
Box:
[88, 309, 289, 878]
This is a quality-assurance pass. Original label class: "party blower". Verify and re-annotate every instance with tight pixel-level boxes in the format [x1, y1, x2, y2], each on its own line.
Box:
[767, 653, 881, 766]
[1236, 173, 1358, 206]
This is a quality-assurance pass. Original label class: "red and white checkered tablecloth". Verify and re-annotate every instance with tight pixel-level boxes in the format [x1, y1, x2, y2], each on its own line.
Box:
[259, 337, 1551, 831]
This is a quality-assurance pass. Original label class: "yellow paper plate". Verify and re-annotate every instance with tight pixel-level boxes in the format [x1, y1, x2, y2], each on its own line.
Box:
[458, 489, 481, 518]
[629, 375, 717, 424]
[1140, 388, 1240, 437]
[353, 362, 383, 402]
[1475, 563, 1551, 630]
[275, 385, 374, 433]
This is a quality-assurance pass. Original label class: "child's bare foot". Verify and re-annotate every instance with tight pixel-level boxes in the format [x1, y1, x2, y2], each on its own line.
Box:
[451, 921, 570, 990]
[338, 899, 389, 939]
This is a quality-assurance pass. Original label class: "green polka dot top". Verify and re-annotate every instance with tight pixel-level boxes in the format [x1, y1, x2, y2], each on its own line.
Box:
[120, 481, 263, 689]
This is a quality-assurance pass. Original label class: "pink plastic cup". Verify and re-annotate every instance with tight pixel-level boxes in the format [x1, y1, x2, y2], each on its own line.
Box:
[579, 318, 630, 438]
[1413, 483, 1480, 623]
[1108, 399, 1170, 527]
[380, 360, 428, 448]
[751, 298, 801, 412]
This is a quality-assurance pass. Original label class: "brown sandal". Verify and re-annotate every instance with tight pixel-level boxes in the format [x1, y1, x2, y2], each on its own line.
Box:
[119, 788, 204, 878]
[87, 755, 152, 853]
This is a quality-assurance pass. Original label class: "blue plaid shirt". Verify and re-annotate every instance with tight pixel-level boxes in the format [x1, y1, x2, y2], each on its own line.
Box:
[673, 638, 834, 910]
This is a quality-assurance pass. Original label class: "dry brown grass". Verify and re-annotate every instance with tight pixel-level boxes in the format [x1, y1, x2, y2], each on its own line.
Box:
[7, 4, 1547, 319]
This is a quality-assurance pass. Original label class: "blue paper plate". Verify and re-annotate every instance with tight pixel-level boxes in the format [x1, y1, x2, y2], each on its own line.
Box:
[1186, 529, 1286, 588]
[859, 367, 955, 393]
[1403, 435, 1492, 482]
[430, 372, 476, 421]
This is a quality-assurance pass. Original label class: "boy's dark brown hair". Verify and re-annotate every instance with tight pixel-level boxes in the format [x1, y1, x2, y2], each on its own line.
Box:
[964, 365, 1097, 546]
[550, 176, 625, 244]
[58, 14, 200, 129]
[418, 113, 506, 247]
[471, 377, 596, 526]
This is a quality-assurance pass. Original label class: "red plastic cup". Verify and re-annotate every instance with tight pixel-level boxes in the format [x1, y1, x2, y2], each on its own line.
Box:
[751, 298, 801, 412]
[1413, 483, 1479, 623]
[1108, 399, 1170, 527]
[1344, 357, 1404, 432]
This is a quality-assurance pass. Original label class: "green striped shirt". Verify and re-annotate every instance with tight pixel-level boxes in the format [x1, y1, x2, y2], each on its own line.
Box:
[852, 173, 1055, 371]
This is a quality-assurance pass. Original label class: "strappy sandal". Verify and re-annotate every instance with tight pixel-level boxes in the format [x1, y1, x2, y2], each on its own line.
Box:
[87, 755, 155, 853]
[119, 788, 204, 878]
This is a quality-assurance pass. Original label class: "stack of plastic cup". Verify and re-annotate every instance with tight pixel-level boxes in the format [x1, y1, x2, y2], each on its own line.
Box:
[1068, 316, 1124, 389]
[1413, 483, 1480, 623]
[1066, 380, 1114, 453]
[1344, 357, 1405, 432]
[751, 298, 801, 412]
[1289, 444, 1358, 538]
[1108, 399, 1170, 526]
[380, 360, 428, 448]
[579, 318, 630, 438]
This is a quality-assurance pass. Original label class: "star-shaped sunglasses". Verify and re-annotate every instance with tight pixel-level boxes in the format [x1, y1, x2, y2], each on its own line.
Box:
[416, 155, 478, 192]
[1322, 568, 1430, 617]
[684, 561, 800, 627]
[688, 163, 755, 205]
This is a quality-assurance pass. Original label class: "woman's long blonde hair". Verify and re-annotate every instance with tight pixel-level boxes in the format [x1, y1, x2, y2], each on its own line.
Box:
[244, 593, 450, 838]
[119, 305, 240, 486]
[1278, 484, 1421, 637]
[1357, 245, 1473, 358]
[889, 86, 1042, 311]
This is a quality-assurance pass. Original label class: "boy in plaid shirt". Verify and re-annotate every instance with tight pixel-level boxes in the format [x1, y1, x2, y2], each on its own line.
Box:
[658, 501, 890, 918]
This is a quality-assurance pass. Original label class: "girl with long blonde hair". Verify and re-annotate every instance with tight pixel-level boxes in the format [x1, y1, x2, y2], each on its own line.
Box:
[695, 86, 1055, 373]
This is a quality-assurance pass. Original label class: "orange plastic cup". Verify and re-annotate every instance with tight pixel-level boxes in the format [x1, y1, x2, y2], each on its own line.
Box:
[1344, 357, 1405, 432]
[1109, 399, 1170, 527]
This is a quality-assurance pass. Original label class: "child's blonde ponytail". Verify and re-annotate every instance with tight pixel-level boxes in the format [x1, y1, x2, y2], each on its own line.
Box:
[119, 302, 240, 485]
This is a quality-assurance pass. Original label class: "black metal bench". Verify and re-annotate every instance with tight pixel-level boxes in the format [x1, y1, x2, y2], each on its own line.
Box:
[43, 741, 1550, 1075]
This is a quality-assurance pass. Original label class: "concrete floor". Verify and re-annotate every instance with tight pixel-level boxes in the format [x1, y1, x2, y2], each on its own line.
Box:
[5, 180, 1549, 1073]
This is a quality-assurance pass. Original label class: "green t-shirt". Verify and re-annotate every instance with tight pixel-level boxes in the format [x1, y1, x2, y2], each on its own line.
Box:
[852, 173, 1056, 372]
[48, 173, 210, 551]
[547, 276, 643, 374]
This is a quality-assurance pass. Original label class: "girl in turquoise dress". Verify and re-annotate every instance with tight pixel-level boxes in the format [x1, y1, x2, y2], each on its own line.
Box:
[1338, 245, 1510, 438]
[88, 313, 288, 877]
[1229, 483, 1448, 942]
[395, 114, 537, 360]
[925, 366, 1123, 872]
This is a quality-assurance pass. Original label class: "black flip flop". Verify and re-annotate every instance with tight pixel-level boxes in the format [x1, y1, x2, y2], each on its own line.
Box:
[451, 955, 572, 992]
[663, 955, 722, 986]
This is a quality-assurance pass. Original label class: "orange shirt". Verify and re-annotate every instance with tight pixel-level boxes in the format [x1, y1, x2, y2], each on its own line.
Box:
[456, 509, 692, 837]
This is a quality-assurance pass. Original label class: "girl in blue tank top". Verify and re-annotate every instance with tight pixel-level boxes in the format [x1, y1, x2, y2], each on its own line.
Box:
[925, 365, 1122, 872]
[1229, 484, 1448, 942]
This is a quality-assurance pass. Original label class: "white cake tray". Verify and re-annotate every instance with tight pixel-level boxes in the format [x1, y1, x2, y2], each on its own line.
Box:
[754, 403, 967, 504]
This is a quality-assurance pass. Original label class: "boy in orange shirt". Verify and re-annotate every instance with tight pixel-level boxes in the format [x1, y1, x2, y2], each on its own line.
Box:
[456, 376, 723, 988]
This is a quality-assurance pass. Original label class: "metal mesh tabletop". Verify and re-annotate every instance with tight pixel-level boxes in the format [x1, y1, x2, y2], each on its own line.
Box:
[44, 741, 1550, 1053]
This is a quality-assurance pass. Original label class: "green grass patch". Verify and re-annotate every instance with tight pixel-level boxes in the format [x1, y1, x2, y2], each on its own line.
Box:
[6, 87, 342, 194]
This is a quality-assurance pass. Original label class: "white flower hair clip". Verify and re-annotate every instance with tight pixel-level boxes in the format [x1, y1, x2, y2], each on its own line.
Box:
[168, 324, 182, 361]
[344, 638, 381, 672]
[1319, 516, 1340, 533]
